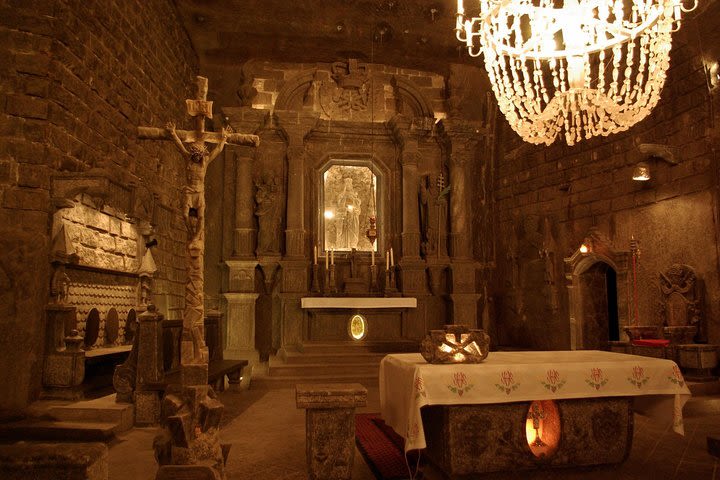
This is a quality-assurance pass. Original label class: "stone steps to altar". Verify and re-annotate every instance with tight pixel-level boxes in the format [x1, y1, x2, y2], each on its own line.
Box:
[296, 340, 419, 355]
[0, 394, 133, 443]
[267, 358, 381, 378]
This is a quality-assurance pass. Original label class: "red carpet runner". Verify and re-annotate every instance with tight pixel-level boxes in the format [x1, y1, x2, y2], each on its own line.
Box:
[355, 413, 422, 480]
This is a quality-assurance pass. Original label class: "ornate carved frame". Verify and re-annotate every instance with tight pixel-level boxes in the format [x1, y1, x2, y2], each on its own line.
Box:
[564, 228, 630, 349]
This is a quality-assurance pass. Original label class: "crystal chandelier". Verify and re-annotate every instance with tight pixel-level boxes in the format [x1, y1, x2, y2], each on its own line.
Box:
[456, 0, 698, 145]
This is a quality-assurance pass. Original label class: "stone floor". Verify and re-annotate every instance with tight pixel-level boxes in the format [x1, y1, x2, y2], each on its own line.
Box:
[108, 384, 720, 480]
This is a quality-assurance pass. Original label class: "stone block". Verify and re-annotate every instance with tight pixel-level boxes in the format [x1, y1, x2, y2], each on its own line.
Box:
[5, 93, 48, 119]
[296, 383, 367, 409]
[0, 442, 107, 480]
[134, 390, 161, 425]
[156, 465, 221, 480]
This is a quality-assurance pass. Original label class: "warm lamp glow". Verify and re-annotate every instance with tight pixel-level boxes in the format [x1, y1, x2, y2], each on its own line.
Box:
[324, 210, 335, 220]
[632, 162, 651, 181]
[525, 400, 561, 458]
[456, 0, 698, 146]
[348, 314, 368, 341]
[579, 244, 589, 254]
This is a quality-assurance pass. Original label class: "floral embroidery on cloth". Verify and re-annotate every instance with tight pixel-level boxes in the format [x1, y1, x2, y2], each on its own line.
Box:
[668, 365, 685, 387]
[407, 421, 420, 440]
[585, 368, 609, 390]
[495, 370, 519, 395]
[628, 365, 650, 388]
[541, 369, 566, 393]
[414, 376, 427, 400]
[447, 372, 473, 396]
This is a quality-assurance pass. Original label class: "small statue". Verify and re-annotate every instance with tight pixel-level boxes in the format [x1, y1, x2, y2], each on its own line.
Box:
[336, 177, 361, 249]
[255, 174, 282, 254]
[50, 267, 70, 304]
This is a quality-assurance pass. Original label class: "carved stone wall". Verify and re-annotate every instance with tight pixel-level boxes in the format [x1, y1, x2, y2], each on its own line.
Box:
[0, 0, 197, 411]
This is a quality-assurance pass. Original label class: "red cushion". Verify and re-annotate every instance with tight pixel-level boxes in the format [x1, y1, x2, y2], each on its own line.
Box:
[632, 339, 670, 347]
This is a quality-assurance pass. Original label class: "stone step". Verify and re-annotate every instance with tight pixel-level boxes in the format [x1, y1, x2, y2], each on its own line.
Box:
[688, 380, 720, 397]
[0, 420, 117, 442]
[269, 360, 380, 377]
[282, 350, 389, 365]
[298, 340, 418, 355]
[251, 372, 380, 390]
[46, 394, 134, 433]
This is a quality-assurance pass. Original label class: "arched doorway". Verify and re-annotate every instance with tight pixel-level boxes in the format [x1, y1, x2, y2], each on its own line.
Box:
[579, 262, 620, 350]
[564, 228, 630, 350]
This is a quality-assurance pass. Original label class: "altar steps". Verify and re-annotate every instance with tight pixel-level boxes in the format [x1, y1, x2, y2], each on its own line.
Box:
[251, 340, 418, 389]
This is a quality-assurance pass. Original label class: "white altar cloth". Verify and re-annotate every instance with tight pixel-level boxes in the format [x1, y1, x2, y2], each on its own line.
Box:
[380, 350, 691, 452]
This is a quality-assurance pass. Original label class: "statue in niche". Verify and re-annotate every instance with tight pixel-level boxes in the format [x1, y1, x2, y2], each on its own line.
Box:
[419, 173, 449, 258]
[166, 122, 230, 236]
[255, 174, 282, 254]
[335, 177, 362, 250]
[50, 266, 71, 304]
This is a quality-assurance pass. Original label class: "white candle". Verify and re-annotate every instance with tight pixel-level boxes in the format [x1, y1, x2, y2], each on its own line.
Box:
[371, 248, 375, 266]
[325, 251, 329, 269]
[390, 247, 394, 267]
[331, 248, 334, 265]
[313, 245, 318, 265]
[386, 251, 390, 271]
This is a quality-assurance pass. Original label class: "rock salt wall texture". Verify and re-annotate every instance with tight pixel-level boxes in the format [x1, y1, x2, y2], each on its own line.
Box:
[0, 0, 198, 411]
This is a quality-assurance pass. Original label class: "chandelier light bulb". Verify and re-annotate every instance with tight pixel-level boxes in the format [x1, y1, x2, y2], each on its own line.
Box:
[456, 0, 698, 146]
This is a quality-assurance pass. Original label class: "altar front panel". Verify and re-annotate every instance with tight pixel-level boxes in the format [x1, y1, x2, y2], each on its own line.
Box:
[304, 309, 405, 342]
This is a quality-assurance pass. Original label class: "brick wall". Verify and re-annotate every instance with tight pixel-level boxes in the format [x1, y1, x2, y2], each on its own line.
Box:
[491, 11, 720, 349]
[0, 0, 198, 411]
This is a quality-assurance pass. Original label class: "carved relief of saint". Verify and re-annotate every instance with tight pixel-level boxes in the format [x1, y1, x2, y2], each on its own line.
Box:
[335, 177, 361, 249]
[255, 175, 282, 254]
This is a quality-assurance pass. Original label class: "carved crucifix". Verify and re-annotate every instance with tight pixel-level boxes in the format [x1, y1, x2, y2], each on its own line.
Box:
[138, 76, 259, 370]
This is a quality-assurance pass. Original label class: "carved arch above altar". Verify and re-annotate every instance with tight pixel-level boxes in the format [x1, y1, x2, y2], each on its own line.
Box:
[273, 60, 435, 121]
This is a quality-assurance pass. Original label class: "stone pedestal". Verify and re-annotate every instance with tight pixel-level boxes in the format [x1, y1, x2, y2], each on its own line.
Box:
[0, 442, 108, 480]
[448, 293, 481, 328]
[42, 305, 85, 400]
[223, 293, 260, 365]
[678, 344, 719, 381]
[296, 383, 368, 480]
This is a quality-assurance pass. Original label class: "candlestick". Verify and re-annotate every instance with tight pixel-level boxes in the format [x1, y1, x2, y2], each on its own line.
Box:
[371, 248, 375, 266]
[386, 251, 390, 271]
[325, 251, 329, 269]
[313, 245, 318, 265]
[390, 247, 394, 267]
[331, 248, 335, 265]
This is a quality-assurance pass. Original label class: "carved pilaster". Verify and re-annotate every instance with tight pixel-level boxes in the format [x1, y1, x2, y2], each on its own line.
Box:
[441, 119, 483, 260]
[223, 107, 266, 257]
[226, 259, 258, 293]
[275, 110, 320, 259]
[388, 114, 431, 262]
[448, 293, 482, 328]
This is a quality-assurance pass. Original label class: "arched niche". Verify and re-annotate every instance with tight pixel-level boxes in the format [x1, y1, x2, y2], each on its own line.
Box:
[316, 154, 389, 255]
[84, 308, 101, 349]
[105, 308, 119, 345]
[564, 228, 630, 350]
[124, 309, 137, 344]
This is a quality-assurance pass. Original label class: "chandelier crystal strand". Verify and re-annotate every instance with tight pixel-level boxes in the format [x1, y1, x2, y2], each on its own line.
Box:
[456, 0, 698, 145]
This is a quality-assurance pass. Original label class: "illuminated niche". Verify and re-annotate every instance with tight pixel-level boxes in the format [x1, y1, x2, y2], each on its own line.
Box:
[321, 163, 377, 253]
[525, 400, 561, 458]
[348, 314, 368, 341]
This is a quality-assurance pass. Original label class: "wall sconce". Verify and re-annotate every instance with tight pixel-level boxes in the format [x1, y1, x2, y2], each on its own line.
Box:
[707, 61, 719, 89]
[579, 243, 590, 254]
[420, 324, 490, 364]
[632, 143, 680, 182]
[632, 161, 651, 181]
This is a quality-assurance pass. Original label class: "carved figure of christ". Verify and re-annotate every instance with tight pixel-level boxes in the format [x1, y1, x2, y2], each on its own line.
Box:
[138, 76, 259, 369]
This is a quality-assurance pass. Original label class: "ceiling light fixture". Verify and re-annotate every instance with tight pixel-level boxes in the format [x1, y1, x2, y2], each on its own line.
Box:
[455, 0, 698, 146]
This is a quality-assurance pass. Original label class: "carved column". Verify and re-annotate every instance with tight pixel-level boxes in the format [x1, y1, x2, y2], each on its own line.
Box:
[222, 107, 266, 258]
[275, 111, 319, 259]
[275, 111, 319, 355]
[442, 119, 484, 328]
[233, 146, 256, 257]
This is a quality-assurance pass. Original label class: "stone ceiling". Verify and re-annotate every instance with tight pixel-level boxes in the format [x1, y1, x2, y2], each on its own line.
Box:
[174, 0, 481, 74]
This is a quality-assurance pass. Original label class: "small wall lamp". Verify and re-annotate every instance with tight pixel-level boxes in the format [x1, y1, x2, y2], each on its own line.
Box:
[632, 143, 680, 181]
